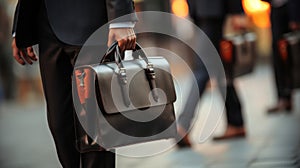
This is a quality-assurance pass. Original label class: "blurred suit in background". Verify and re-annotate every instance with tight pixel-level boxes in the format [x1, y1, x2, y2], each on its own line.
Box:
[263, 0, 300, 113]
[177, 0, 246, 147]
[0, 2, 15, 100]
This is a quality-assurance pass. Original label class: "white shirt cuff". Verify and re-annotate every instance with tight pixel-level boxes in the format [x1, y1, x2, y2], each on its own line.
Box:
[12, 32, 16, 38]
[109, 22, 135, 29]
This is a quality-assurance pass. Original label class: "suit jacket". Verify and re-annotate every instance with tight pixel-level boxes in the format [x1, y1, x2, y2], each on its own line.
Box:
[187, 0, 243, 20]
[262, 0, 300, 22]
[287, 0, 300, 22]
[141, 0, 170, 12]
[13, 0, 137, 48]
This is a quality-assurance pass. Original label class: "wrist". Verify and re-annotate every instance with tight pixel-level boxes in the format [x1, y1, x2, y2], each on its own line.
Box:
[109, 22, 135, 29]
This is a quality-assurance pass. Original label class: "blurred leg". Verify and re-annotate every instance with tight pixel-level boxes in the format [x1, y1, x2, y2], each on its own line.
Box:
[218, 81, 243, 127]
[177, 64, 209, 132]
[81, 151, 115, 168]
[38, 2, 116, 166]
[268, 4, 292, 113]
[199, 17, 245, 140]
[39, 38, 81, 167]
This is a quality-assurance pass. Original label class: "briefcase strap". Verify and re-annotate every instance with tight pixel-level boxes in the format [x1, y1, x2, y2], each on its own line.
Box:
[102, 42, 160, 106]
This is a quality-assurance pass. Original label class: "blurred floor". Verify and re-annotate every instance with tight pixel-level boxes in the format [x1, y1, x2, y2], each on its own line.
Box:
[0, 62, 300, 168]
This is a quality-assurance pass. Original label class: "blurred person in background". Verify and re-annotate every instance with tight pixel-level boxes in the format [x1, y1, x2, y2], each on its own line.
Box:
[11, 0, 137, 167]
[262, 0, 300, 113]
[0, 1, 15, 101]
[140, 0, 170, 12]
[177, 0, 247, 147]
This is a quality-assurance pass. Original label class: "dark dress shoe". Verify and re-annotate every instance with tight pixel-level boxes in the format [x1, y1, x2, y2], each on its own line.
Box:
[213, 126, 246, 141]
[176, 135, 192, 148]
[176, 126, 191, 148]
[267, 99, 292, 114]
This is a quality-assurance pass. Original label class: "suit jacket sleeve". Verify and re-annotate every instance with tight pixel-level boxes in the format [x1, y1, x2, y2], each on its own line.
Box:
[12, 3, 19, 34]
[12, 0, 40, 48]
[105, 0, 138, 23]
[12, 2, 19, 35]
[226, 0, 244, 14]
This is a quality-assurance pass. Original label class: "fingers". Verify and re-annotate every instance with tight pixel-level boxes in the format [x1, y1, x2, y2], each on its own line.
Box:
[12, 46, 25, 65]
[131, 33, 136, 50]
[20, 49, 33, 65]
[108, 28, 136, 52]
[127, 29, 136, 50]
[26, 47, 38, 61]
[118, 31, 136, 52]
[11, 39, 38, 65]
[107, 30, 114, 47]
[125, 29, 132, 50]
[289, 22, 300, 31]
[231, 15, 247, 31]
[118, 39, 126, 52]
[12, 38, 25, 65]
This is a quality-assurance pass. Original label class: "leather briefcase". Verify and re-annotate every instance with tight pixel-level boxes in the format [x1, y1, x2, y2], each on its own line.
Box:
[278, 31, 300, 89]
[73, 42, 177, 150]
[220, 32, 257, 77]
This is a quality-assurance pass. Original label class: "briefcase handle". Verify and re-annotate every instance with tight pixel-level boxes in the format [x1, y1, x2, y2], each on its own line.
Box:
[101, 41, 156, 84]
[101, 41, 159, 104]
[102, 41, 150, 64]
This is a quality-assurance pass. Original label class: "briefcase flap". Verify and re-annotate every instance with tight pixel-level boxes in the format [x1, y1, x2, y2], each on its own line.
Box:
[90, 56, 176, 114]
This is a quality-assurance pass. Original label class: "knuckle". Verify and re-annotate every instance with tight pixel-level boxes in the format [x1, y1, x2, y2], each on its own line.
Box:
[13, 54, 20, 58]
[119, 39, 126, 44]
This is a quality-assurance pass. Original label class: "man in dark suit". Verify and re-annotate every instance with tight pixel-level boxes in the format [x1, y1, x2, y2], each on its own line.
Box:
[11, 0, 137, 167]
[177, 0, 246, 146]
[262, 0, 300, 113]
